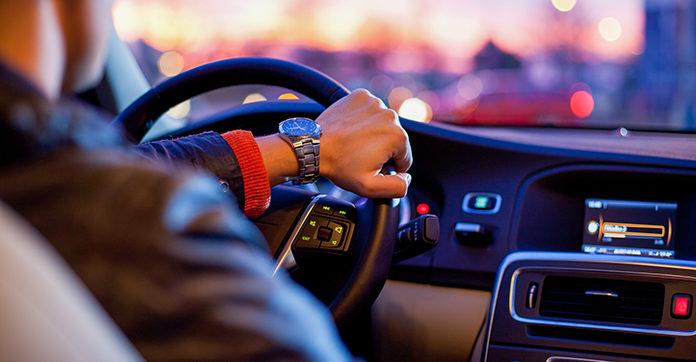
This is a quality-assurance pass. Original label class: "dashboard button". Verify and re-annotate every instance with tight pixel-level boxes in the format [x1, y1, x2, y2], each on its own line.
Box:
[672, 294, 692, 318]
[463, 193, 502, 214]
[455, 222, 493, 246]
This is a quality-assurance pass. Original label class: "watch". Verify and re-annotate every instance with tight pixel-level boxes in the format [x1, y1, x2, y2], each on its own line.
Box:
[278, 117, 322, 185]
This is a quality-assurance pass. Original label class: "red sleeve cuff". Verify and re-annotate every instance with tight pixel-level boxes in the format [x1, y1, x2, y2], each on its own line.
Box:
[221, 130, 271, 218]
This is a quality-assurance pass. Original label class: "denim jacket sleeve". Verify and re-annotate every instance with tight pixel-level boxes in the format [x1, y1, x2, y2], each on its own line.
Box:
[132, 132, 247, 208]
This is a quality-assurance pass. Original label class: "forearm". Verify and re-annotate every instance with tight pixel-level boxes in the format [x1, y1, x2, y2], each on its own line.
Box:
[133, 131, 266, 217]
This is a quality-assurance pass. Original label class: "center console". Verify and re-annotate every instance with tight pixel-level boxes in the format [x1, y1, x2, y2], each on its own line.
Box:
[483, 252, 696, 361]
[481, 164, 696, 361]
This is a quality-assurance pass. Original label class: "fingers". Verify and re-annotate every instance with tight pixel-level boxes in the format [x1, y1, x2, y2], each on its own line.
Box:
[390, 126, 412, 173]
[393, 146, 413, 173]
[381, 108, 412, 173]
[360, 172, 412, 198]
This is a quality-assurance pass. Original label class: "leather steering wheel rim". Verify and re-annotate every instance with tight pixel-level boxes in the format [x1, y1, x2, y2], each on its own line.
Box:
[113, 57, 398, 325]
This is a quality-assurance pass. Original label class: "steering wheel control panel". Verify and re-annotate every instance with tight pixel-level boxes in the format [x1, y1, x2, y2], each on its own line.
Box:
[292, 197, 356, 253]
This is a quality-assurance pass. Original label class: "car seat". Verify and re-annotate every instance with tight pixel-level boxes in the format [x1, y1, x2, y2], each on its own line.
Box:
[0, 201, 142, 361]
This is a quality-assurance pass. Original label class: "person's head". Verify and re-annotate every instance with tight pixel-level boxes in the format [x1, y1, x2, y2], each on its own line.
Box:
[0, 0, 114, 98]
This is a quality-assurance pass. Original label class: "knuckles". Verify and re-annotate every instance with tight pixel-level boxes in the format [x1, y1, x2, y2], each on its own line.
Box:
[351, 88, 372, 101]
[344, 88, 410, 147]
[394, 127, 409, 145]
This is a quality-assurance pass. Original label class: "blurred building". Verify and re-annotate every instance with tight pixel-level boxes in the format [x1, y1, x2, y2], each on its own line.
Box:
[639, 0, 696, 129]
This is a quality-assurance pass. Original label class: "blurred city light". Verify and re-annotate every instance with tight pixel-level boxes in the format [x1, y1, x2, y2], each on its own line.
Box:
[398, 98, 431, 123]
[368, 75, 394, 98]
[417, 90, 441, 114]
[243, 93, 267, 104]
[158, 51, 184, 77]
[388, 87, 413, 111]
[551, 0, 577, 12]
[599, 17, 623, 42]
[114, 0, 696, 130]
[457, 74, 483, 101]
[278, 93, 300, 100]
[570, 91, 594, 118]
[166, 100, 191, 119]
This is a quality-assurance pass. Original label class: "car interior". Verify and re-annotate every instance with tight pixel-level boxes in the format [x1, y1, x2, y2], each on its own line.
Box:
[5, 1, 696, 361]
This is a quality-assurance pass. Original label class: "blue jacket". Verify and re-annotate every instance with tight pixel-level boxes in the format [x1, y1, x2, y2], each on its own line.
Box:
[0, 63, 352, 361]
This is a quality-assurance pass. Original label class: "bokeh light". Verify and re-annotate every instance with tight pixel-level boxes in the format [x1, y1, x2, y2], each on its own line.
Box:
[388, 87, 413, 111]
[278, 93, 300, 100]
[599, 17, 623, 42]
[158, 51, 184, 77]
[551, 0, 577, 12]
[113, 0, 655, 128]
[416, 203, 430, 214]
[113, 0, 643, 66]
[166, 100, 191, 119]
[570, 91, 594, 118]
[398, 98, 431, 123]
[457, 74, 483, 101]
[243, 93, 267, 104]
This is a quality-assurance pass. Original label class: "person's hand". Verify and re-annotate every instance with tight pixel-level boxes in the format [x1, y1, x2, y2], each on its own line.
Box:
[317, 89, 412, 198]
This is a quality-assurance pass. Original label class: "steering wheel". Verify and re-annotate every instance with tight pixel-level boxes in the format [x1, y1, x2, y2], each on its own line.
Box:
[113, 57, 399, 326]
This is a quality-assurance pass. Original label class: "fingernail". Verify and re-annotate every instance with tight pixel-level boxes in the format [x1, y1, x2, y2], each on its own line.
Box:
[403, 173, 412, 187]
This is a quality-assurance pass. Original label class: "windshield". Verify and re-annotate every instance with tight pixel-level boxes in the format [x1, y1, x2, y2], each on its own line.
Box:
[113, 0, 691, 131]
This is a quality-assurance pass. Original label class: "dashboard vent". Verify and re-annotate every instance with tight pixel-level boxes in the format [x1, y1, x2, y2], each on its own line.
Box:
[539, 276, 664, 325]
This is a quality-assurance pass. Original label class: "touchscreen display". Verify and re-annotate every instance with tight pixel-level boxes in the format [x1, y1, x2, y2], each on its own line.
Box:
[582, 199, 676, 258]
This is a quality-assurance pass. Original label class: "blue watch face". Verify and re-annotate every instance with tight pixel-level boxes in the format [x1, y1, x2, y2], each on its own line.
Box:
[280, 118, 320, 136]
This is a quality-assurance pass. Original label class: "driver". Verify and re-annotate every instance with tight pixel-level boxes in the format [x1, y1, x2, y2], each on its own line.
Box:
[0, 1, 412, 361]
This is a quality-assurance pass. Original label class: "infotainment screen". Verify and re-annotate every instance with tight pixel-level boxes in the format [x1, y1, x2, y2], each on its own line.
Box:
[581, 199, 676, 258]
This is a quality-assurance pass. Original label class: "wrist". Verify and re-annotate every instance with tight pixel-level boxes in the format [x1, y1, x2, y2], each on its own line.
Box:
[220, 130, 271, 218]
[278, 117, 322, 185]
[256, 134, 300, 187]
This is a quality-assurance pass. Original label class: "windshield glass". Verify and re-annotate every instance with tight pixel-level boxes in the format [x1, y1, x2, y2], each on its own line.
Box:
[113, 0, 691, 131]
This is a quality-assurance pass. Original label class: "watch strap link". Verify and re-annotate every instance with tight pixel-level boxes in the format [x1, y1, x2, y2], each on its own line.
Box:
[292, 138, 320, 185]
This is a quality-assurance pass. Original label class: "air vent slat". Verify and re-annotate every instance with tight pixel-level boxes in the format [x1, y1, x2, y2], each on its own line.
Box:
[539, 276, 664, 326]
[543, 290, 662, 303]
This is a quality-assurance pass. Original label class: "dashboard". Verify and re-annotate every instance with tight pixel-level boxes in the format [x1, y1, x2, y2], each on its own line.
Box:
[396, 120, 696, 361]
[396, 121, 696, 285]
[175, 102, 696, 361]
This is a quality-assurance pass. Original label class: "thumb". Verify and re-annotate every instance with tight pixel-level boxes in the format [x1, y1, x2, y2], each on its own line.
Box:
[361, 172, 411, 198]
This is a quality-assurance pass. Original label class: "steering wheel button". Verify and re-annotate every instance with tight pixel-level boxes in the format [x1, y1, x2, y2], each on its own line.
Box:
[320, 239, 342, 249]
[327, 221, 347, 241]
[316, 204, 333, 215]
[333, 208, 354, 219]
[317, 226, 332, 241]
[295, 232, 320, 249]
